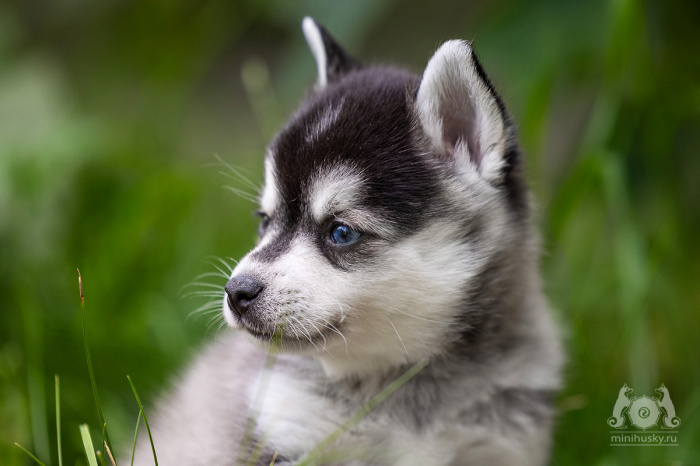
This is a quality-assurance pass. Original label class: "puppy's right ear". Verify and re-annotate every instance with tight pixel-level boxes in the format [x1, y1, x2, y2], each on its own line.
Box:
[302, 17, 361, 88]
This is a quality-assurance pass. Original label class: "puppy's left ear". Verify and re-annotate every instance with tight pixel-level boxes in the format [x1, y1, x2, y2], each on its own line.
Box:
[302, 17, 361, 88]
[416, 40, 512, 182]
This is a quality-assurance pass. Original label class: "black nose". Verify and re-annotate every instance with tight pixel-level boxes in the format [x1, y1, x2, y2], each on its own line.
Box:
[225, 275, 263, 317]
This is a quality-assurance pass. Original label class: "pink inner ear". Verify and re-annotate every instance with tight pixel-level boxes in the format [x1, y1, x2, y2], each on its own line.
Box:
[444, 140, 457, 158]
[442, 112, 482, 167]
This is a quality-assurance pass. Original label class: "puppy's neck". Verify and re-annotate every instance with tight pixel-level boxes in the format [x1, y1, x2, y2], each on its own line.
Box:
[317, 349, 417, 381]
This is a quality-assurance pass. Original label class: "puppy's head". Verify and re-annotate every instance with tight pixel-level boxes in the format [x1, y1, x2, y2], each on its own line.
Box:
[223, 18, 529, 377]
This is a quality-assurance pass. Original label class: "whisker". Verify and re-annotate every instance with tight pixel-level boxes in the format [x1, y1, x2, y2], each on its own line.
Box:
[211, 313, 230, 338]
[190, 300, 222, 311]
[219, 172, 261, 199]
[186, 301, 223, 321]
[212, 154, 261, 192]
[283, 316, 304, 349]
[182, 282, 225, 290]
[207, 313, 226, 331]
[222, 185, 258, 203]
[299, 315, 337, 358]
[393, 309, 451, 325]
[300, 315, 335, 358]
[316, 316, 348, 355]
[289, 315, 320, 354]
[179, 275, 224, 298]
[388, 318, 410, 362]
[181, 290, 223, 298]
[188, 271, 228, 282]
[301, 315, 327, 348]
[205, 261, 231, 280]
[191, 308, 222, 318]
[328, 300, 350, 355]
[210, 256, 236, 276]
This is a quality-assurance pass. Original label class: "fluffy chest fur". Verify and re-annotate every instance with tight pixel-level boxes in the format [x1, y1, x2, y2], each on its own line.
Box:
[137, 331, 557, 465]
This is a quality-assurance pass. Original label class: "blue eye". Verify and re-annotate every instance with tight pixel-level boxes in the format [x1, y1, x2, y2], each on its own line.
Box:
[330, 224, 361, 245]
[255, 211, 271, 237]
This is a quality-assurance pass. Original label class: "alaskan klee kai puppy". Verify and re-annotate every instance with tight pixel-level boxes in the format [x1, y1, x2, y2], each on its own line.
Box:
[130, 18, 563, 466]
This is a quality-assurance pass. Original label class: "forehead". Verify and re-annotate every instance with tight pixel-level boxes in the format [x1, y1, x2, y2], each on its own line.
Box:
[266, 68, 440, 232]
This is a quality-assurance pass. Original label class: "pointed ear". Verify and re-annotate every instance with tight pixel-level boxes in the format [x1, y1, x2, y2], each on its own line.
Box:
[416, 40, 510, 181]
[302, 17, 361, 88]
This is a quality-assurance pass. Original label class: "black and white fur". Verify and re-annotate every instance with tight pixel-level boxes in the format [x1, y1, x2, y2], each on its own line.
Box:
[129, 18, 563, 465]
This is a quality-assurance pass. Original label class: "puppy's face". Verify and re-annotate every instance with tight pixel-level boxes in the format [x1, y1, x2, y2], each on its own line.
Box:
[223, 23, 526, 377]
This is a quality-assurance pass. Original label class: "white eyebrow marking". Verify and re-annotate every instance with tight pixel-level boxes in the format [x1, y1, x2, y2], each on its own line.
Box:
[308, 166, 396, 237]
[309, 166, 363, 222]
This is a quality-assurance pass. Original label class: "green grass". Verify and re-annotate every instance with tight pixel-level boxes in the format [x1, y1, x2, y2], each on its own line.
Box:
[79, 425, 98, 466]
[129, 411, 142, 466]
[126, 376, 157, 466]
[55, 375, 62, 466]
[13, 442, 47, 466]
[78, 270, 113, 457]
[14, 272, 158, 466]
[1, 0, 699, 464]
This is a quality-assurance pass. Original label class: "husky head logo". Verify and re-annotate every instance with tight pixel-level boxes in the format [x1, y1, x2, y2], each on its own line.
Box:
[223, 18, 540, 378]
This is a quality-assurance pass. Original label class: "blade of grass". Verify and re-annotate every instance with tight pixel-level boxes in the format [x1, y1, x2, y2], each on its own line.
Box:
[21, 287, 50, 462]
[55, 374, 63, 466]
[130, 410, 142, 466]
[80, 424, 99, 466]
[127, 375, 158, 466]
[13, 442, 47, 466]
[297, 359, 429, 466]
[246, 424, 273, 466]
[78, 269, 113, 453]
[97, 450, 107, 466]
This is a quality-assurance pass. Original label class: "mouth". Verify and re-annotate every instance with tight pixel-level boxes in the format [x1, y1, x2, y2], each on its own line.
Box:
[278, 315, 346, 350]
[232, 314, 277, 342]
[238, 313, 346, 349]
[242, 321, 277, 342]
[223, 295, 345, 347]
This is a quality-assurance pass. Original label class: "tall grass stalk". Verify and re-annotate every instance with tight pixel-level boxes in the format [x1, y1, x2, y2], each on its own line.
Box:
[127, 375, 158, 466]
[130, 410, 143, 466]
[55, 374, 63, 466]
[78, 269, 113, 453]
[21, 287, 50, 462]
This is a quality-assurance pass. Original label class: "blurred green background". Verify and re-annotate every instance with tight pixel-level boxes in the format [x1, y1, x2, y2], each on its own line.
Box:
[1, 0, 698, 464]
